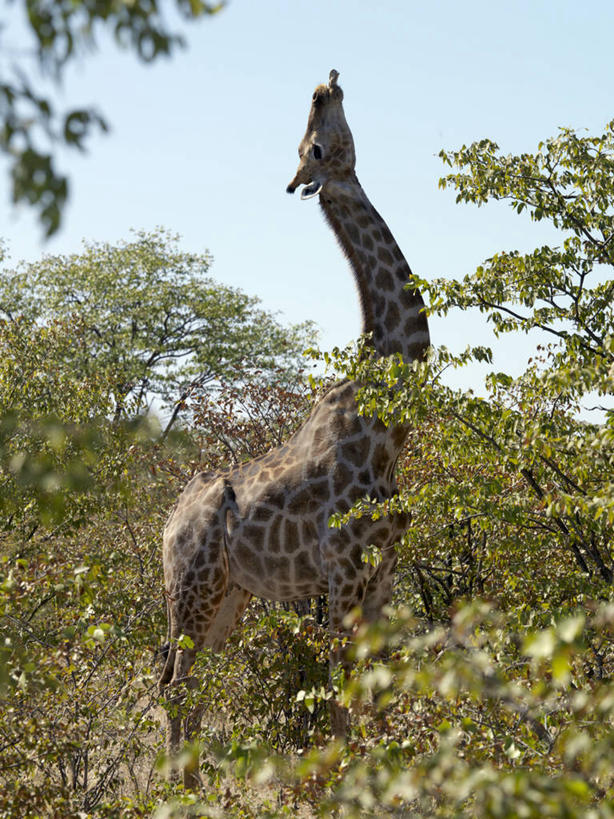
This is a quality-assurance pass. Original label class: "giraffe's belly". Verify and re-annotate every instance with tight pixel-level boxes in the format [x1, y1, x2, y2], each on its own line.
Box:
[228, 560, 329, 602]
[224, 492, 405, 603]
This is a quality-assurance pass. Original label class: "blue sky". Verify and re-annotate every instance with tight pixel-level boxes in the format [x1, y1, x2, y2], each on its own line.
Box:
[2, 0, 613, 387]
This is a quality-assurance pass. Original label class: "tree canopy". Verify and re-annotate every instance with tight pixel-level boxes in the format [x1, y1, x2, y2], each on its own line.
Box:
[0, 228, 315, 429]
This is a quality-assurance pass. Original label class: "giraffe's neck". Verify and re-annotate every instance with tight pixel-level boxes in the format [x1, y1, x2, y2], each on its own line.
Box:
[319, 175, 429, 361]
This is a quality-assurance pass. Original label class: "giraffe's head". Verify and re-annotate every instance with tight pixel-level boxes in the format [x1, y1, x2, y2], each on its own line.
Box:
[286, 70, 356, 199]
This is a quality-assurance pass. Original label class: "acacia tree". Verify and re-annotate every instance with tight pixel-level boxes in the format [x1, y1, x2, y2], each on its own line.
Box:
[1, 1, 224, 236]
[0, 228, 315, 431]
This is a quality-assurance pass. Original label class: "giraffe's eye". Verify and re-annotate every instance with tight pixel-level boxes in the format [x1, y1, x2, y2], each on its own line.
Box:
[313, 144, 323, 160]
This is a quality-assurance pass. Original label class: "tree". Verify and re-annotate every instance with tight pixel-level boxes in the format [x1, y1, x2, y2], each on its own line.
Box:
[0, 228, 316, 432]
[1, 0, 224, 236]
[345, 117, 614, 611]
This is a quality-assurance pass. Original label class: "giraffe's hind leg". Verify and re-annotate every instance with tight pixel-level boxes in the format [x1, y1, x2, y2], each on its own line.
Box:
[180, 583, 252, 784]
[160, 482, 232, 788]
[203, 584, 252, 651]
[164, 584, 229, 789]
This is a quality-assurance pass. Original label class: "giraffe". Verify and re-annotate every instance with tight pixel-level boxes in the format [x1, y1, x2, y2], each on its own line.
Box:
[159, 69, 430, 788]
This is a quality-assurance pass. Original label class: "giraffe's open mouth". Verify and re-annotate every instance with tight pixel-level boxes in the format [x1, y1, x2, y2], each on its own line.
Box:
[300, 180, 322, 199]
[286, 179, 322, 199]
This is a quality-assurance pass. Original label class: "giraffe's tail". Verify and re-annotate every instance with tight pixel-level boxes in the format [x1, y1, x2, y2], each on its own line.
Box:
[158, 596, 176, 691]
[158, 647, 176, 691]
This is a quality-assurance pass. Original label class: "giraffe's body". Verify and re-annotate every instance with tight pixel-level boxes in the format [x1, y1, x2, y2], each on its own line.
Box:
[164, 379, 405, 614]
[160, 70, 429, 787]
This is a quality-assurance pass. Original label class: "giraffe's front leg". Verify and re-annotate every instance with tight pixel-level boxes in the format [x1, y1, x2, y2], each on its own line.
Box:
[327, 569, 368, 739]
[361, 543, 397, 623]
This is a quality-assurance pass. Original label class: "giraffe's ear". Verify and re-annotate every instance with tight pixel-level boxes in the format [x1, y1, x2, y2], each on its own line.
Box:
[300, 181, 322, 199]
